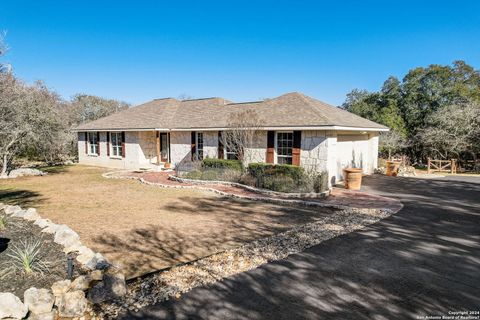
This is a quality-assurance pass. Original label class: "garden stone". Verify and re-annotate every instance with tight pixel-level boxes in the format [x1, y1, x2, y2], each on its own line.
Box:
[76, 248, 96, 267]
[24, 208, 41, 221]
[8, 168, 45, 178]
[51, 280, 71, 296]
[11, 209, 27, 218]
[33, 218, 51, 229]
[24, 287, 54, 314]
[90, 270, 103, 281]
[54, 225, 80, 247]
[0, 292, 28, 319]
[88, 272, 126, 303]
[27, 310, 55, 320]
[63, 239, 83, 254]
[57, 290, 87, 318]
[70, 275, 92, 291]
[41, 223, 59, 234]
[4, 205, 22, 215]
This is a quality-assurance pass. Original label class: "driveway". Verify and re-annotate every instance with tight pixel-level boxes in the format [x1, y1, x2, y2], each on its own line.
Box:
[122, 175, 480, 320]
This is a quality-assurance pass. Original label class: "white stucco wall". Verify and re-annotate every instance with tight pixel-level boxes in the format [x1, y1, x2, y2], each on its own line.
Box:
[335, 132, 378, 181]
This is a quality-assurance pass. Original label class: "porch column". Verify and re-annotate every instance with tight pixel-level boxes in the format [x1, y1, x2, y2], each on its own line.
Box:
[156, 131, 160, 165]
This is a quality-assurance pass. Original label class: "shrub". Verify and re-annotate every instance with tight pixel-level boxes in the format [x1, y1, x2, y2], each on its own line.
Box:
[200, 169, 220, 181]
[248, 163, 305, 187]
[4, 238, 51, 276]
[262, 175, 296, 192]
[202, 158, 243, 171]
[183, 170, 202, 180]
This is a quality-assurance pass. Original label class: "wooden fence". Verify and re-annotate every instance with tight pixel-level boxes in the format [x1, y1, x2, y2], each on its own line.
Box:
[427, 158, 457, 174]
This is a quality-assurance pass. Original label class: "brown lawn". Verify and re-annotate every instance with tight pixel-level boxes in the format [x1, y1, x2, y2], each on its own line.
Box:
[0, 165, 335, 279]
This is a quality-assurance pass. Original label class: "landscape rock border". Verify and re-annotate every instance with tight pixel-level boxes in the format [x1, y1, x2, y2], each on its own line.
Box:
[0, 203, 127, 320]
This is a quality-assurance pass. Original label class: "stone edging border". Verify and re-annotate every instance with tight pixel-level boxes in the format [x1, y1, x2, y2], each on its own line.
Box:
[0, 203, 127, 319]
[102, 171, 365, 213]
[168, 174, 331, 198]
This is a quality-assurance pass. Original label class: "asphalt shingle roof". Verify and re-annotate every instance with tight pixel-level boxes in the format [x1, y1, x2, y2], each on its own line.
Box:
[75, 92, 388, 131]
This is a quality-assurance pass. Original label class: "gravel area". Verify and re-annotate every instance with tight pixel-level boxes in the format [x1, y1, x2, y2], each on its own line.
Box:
[95, 207, 392, 319]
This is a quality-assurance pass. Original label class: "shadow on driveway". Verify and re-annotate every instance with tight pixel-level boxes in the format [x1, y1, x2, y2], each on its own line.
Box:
[121, 175, 480, 320]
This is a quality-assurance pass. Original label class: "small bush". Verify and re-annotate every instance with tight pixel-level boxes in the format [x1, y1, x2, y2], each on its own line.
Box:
[4, 238, 51, 276]
[202, 158, 243, 171]
[200, 169, 220, 181]
[220, 169, 243, 182]
[262, 175, 296, 192]
[183, 170, 202, 180]
[0, 215, 6, 230]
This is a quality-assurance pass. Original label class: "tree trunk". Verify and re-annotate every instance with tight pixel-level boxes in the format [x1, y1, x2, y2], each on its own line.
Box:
[1, 154, 7, 177]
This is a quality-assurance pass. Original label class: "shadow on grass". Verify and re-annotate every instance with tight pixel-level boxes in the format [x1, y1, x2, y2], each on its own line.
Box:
[93, 196, 335, 279]
[0, 189, 43, 207]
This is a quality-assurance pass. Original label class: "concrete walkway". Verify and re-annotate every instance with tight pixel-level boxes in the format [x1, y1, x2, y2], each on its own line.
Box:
[121, 174, 480, 320]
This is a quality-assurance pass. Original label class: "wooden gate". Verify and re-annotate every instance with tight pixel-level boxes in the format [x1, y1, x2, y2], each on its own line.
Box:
[427, 158, 457, 174]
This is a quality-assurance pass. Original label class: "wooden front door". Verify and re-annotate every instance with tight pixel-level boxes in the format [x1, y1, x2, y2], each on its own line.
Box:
[160, 133, 169, 162]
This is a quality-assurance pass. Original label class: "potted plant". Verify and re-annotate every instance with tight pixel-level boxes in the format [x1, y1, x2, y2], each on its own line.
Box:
[343, 167, 363, 190]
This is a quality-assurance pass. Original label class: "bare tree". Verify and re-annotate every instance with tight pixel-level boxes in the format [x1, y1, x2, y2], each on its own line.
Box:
[418, 102, 480, 159]
[220, 109, 263, 162]
[379, 131, 408, 160]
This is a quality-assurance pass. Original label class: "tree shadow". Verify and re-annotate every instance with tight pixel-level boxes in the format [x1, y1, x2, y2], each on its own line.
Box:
[0, 189, 43, 207]
[93, 197, 336, 279]
[120, 175, 480, 319]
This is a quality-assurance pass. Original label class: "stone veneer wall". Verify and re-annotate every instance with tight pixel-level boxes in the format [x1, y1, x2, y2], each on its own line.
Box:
[300, 130, 329, 173]
[243, 131, 267, 164]
[170, 131, 192, 166]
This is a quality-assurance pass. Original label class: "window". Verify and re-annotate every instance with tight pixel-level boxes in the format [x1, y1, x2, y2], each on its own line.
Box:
[110, 132, 122, 157]
[276, 132, 293, 164]
[224, 134, 238, 160]
[88, 132, 99, 155]
[196, 132, 204, 160]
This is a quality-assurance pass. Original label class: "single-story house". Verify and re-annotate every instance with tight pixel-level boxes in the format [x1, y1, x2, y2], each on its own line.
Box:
[75, 92, 388, 184]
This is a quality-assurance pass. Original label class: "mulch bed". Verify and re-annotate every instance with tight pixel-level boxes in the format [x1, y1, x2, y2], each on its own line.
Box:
[0, 215, 84, 297]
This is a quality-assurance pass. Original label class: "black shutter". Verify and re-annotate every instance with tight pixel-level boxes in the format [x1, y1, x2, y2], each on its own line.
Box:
[121, 131, 126, 158]
[191, 131, 196, 161]
[84, 132, 88, 154]
[106, 132, 110, 156]
[218, 131, 224, 159]
[266, 131, 275, 163]
[97, 132, 101, 156]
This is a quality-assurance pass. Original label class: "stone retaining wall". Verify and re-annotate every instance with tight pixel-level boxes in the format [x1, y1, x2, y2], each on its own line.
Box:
[0, 203, 126, 320]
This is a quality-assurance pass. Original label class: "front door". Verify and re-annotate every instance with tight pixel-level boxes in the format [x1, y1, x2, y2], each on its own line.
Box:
[160, 133, 169, 162]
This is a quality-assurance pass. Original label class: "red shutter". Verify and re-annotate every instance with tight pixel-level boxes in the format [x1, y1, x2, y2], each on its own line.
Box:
[106, 132, 110, 156]
[84, 132, 88, 154]
[97, 132, 100, 156]
[121, 132, 126, 158]
[292, 131, 301, 166]
[191, 131, 196, 161]
[218, 131, 224, 159]
[266, 131, 275, 164]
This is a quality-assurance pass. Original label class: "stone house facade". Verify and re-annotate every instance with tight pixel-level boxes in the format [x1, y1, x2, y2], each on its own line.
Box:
[76, 92, 387, 184]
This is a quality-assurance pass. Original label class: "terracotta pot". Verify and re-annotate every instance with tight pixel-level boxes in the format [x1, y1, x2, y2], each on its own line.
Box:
[164, 163, 171, 169]
[343, 168, 363, 190]
[386, 161, 401, 176]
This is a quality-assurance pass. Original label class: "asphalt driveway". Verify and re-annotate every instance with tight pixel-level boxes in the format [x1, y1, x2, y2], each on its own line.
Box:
[121, 174, 480, 320]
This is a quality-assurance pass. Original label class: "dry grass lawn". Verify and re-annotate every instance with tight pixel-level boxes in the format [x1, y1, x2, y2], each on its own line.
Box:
[0, 165, 335, 278]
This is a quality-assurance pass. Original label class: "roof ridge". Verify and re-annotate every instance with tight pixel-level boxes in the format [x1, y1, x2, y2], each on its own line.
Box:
[294, 93, 337, 125]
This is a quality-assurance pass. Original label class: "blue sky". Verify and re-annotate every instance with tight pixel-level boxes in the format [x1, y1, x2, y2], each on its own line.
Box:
[1, 1, 479, 106]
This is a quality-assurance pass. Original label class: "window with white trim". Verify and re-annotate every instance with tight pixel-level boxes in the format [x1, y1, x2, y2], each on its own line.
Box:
[88, 132, 99, 155]
[110, 132, 122, 157]
[276, 132, 293, 164]
[224, 134, 238, 160]
[196, 132, 204, 160]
